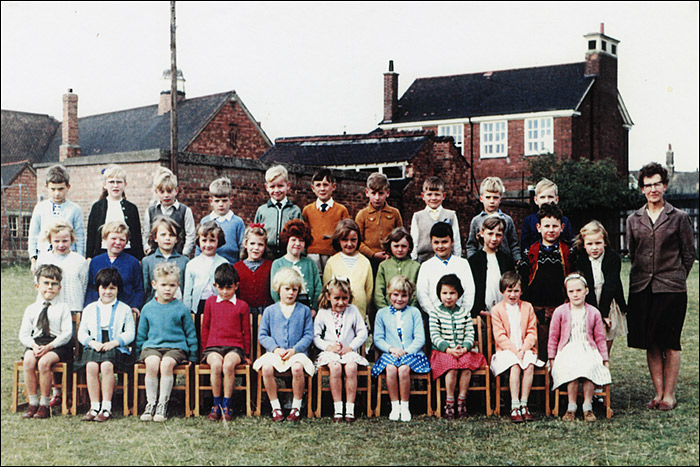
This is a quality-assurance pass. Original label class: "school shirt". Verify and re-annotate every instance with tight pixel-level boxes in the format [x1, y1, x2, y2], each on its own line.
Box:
[416, 254, 475, 314]
[85, 252, 145, 310]
[201, 295, 251, 356]
[28, 199, 85, 257]
[36, 250, 88, 312]
[196, 210, 245, 264]
[410, 206, 462, 262]
[355, 202, 403, 258]
[254, 198, 303, 255]
[141, 248, 190, 303]
[142, 200, 196, 256]
[19, 299, 72, 349]
[78, 299, 134, 354]
[468, 249, 515, 317]
[134, 298, 198, 361]
[465, 210, 521, 262]
[302, 199, 350, 256]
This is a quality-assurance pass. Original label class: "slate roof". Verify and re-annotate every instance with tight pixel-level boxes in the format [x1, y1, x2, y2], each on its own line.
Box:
[40, 91, 237, 164]
[261, 131, 432, 166]
[386, 62, 595, 124]
[1, 110, 59, 184]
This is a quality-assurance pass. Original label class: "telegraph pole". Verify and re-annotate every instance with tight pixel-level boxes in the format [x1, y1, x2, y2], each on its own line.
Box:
[170, 0, 178, 176]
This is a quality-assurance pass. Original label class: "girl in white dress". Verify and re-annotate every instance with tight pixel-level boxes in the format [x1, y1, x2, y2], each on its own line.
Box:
[313, 277, 368, 422]
[548, 274, 611, 421]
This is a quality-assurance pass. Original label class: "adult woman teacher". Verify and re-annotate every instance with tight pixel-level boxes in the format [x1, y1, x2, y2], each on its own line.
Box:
[626, 162, 695, 411]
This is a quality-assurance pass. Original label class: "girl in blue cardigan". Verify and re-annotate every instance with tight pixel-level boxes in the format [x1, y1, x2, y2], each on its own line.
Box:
[253, 267, 314, 422]
[372, 276, 430, 422]
[75, 268, 135, 422]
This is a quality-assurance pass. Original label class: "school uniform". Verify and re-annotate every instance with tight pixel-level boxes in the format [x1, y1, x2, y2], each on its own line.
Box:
[74, 299, 135, 373]
[19, 299, 73, 362]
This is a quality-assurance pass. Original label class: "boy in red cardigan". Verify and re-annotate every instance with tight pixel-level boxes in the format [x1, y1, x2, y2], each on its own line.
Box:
[201, 264, 251, 421]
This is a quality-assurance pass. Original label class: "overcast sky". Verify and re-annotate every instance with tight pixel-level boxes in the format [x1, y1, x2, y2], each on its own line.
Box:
[2, 1, 698, 172]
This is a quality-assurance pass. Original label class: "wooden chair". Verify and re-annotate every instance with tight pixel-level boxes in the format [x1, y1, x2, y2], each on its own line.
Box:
[552, 383, 613, 419]
[435, 315, 492, 417]
[253, 316, 314, 418]
[315, 346, 373, 418]
[10, 314, 78, 416]
[71, 312, 132, 416]
[486, 312, 551, 417]
[194, 314, 253, 417]
[132, 313, 195, 417]
[375, 364, 432, 417]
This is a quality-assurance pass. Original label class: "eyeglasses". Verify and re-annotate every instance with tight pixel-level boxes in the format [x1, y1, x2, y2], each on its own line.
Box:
[642, 182, 664, 189]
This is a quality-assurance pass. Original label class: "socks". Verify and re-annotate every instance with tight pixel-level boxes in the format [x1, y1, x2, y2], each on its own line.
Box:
[345, 402, 355, 417]
[389, 400, 401, 421]
[28, 394, 39, 406]
[520, 398, 529, 409]
[52, 387, 61, 397]
[446, 397, 455, 406]
[582, 402, 593, 412]
[145, 377, 159, 404]
[457, 395, 467, 406]
[40, 396, 51, 407]
[101, 400, 112, 413]
[222, 397, 232, 409]
[291, 399, 303, 411]
[270, 399, 281, 411]
[334, 401, 344, 415]
[213, 396, 223, 408]
[400, 400, 411, 421]
[90, 401, 101, 412]
[511, 400, 521, 410]
[567, 403, 578, 413]
[159, 375, 174, 404]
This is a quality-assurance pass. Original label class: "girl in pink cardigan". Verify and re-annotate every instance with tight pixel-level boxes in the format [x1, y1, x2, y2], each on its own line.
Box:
[548, 273, 611, 422]
[490, 271, 544, 423]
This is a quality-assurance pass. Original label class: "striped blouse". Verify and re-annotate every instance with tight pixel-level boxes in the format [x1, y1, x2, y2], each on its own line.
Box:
[428, 304, 474, 352]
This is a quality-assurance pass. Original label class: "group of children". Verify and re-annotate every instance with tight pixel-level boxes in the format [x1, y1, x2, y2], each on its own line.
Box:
[20, 162, 625, 424]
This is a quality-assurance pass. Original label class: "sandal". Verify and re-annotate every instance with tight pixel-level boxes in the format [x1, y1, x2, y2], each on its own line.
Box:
[444, 404, 455, 420]
[645, 399, 661, 410]
[457, 402, 468, 419]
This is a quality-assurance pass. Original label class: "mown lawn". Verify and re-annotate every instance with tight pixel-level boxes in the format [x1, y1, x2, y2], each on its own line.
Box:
[1, 262, 698, 466]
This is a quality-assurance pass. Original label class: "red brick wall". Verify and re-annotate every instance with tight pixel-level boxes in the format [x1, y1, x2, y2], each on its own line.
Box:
[1, 166, 37, 256]
[186, 101, 271, 159]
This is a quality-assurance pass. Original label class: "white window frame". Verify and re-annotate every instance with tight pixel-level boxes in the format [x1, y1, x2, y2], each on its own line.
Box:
[9, 215, 19, 238]
[480, 121, 508, 158]
[22, 216, 31, 238]
[437, 124, 464, 155]
[328, 162, 408, 180]
[524, 117, 553, 156]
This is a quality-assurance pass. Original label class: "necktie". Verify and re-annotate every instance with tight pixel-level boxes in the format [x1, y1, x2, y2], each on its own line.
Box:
[37, 302, 51, 337]
[320, 203, 328, 213]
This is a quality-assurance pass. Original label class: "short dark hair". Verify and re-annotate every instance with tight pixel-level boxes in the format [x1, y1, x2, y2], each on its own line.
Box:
[638, 162, 669, 187]
[381, 227, 414, 255]
[312, 168, 335, 184]
[430, 221, 453, 241]
[35, 264, 62, 284]
[94, 267, 123, 295]
[196, 221, 226, 248]
[436, 273, 464, 298]
[537, 202, 563, 223]
[498, 271, 522, 293]
[214, 263, 239, 287]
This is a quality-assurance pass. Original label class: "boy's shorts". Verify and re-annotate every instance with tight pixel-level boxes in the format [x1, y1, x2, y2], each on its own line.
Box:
[139, 347, 188, 364]
[201, 346, 245, 363]
[23, 344, 73, 363]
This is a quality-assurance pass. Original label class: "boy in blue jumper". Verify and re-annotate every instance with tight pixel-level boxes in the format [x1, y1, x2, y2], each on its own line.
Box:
[196, 177, 245, 264]
[135, 262, 198, 422]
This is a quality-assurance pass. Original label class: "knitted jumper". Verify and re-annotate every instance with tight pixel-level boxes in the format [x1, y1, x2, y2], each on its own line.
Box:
[428, 304, 474, 352]
[234, 259, 273, 308]
[201, 295, 251, 356]
[302, 201, 350, 256]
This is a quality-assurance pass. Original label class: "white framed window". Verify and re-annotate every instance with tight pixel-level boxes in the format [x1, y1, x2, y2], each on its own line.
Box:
[22, 216, 31, 238]
[438, 124, 464, 154]
[525, 117, 553, 155]
[330, 163, 408, 180]
[9, 216, 19, 238]
[480, 121, 507, 158]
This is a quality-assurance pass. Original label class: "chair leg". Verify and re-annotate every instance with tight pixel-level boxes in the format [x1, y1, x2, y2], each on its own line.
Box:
[60, 367, 69, 415]
[306, 375, 314, 419]
[315, 371, 323, 418]
[123, 373, 130, 416]
[11, 363, 21, 413]
[365, 372, 373, 418]
[133, 368, 140, 417]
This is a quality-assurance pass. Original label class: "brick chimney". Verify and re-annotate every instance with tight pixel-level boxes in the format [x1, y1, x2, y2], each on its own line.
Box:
[383, 60, 398, 123]
[59, 89, 81, 161]
[666, 143, 675, 177]
[158, 69, 186, 115]
[584, 23, 619, 92]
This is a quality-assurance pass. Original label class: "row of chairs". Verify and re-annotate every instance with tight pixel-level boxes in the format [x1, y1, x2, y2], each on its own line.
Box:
[11, 313, 611, 419]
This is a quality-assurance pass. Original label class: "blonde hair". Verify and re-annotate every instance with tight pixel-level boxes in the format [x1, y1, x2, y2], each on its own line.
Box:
[153, 167, 178, 192]
[152, 262, 181, 281]
[564, 272, 588, 289]
[265, 165, 289, 184]
[209, 177, 232, 198]
[100, 164, 127, 199]
[41, 220, 76, 244]
[386, 275, 415, 300]
[480, 176, 505, 195]
[535, 178, 558, 196]
[574, 220, 610, 251]
[241, 225, 268, 260]
[101, 221, 130, 242]
[318, 276, 354, 309]
[271, 267, 304, 294]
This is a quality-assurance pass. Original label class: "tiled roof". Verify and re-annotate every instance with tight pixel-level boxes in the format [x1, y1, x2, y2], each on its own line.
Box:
[40, 91, 237, 163]
[387, 62, 595, 123]
[1, 110, 60, 165]
[261, 130, 432, 166]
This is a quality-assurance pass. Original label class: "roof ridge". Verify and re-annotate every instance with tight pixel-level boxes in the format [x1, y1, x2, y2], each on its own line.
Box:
[414, 61, 585, 82]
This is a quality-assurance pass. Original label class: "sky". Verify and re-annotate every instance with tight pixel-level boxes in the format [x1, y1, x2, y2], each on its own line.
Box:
[2, 1, 698, 172]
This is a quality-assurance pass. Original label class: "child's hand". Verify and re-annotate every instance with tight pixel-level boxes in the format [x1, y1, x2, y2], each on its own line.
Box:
[273, 348, 286, 358]
[390, 347, 406, 358]
[338, 344, 352, 356]
[30, 257, 37, 275]
[90, 341, 104, 352]
[34, 344, 52, 358]
[310, 309, 317, 319]
[603, 361, 609, 368]
[446, 347, 459, 358]
[103, 340, 120, 351]
[373, 251, 389, 260]
[516, 349, 525, 361]
[244, 356, 252, 365]
[280, 348, 296, 360]
[603, 318, 612, 329]
[327, 343, 342, 354]
[131, 307, 141, 318]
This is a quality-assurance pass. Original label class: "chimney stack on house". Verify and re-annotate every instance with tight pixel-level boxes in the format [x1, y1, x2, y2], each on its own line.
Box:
[584, 23, 619, 91]
[383, 60, 399, 123]
[158, 69, 186, 115]
[59, 89, 81, 161]
[666, 143, 675, 177]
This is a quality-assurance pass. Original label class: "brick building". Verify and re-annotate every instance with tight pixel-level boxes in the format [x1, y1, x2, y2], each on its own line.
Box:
[378, 25, 633, 197]
[261, 129, 477, 247]
[1, 76, 274, 261]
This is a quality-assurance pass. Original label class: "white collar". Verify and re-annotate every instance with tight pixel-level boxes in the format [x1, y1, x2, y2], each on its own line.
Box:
[316, 198, 335, 210]
[589, 252, 605, 264]
[271, 197, 288, 207]
[210, 210, 233, 222]
[158, 200, 180, 211]
[216, 295, 237, 304]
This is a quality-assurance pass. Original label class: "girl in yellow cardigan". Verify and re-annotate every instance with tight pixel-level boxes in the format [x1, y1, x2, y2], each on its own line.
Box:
[323, 219, 373, 321]
[489, 271, 544, 423]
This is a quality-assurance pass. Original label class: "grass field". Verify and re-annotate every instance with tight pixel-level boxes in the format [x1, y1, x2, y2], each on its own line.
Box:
[1, 262, 698, 466]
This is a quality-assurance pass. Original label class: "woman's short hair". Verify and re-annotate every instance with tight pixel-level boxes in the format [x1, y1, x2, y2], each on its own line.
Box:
[279, 219, 313, 248]
[638, 162, 669, 187]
